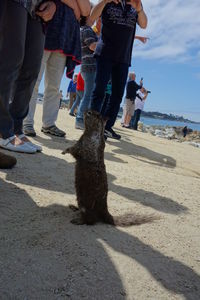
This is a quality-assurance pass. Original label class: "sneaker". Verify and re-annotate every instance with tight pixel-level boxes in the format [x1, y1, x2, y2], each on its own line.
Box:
[104, 128, 121, 140]
[41, 125, 66, 137]
[0, 136, 36, 153]
[75, 122, 84, 130]
[0, 152, 17, 169]
[23, 125, 36, 137]
[123, 125, 131, 129]
[69, 112, 75, 117]
[18, 134, 42, 152]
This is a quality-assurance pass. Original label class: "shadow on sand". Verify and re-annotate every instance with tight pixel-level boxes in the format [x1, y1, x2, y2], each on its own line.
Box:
[106, 138, 176, 168]
[0, 178, 199, 299]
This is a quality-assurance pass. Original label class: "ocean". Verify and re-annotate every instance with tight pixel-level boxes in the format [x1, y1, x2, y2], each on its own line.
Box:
[140, 117, 200, 131]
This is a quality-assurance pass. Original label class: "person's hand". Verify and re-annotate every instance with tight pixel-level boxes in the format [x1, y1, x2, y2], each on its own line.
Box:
[126, 0, 142, 11]
[73, 6, 81, 20]
[136, 36, 149, 43]
[104, 0, 120, 4]
[36, 1, 56, 22]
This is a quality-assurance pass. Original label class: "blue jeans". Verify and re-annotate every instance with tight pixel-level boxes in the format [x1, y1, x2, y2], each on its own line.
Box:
[76, 71, 96, 125]
[130, 109, 141, 130]
[90, 57, 129, 123]
[70, 90, 83, 114]
[0, 0, 44, 138]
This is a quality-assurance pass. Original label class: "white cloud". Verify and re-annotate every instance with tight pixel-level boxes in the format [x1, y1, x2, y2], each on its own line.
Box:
[93, 0, 200, 62]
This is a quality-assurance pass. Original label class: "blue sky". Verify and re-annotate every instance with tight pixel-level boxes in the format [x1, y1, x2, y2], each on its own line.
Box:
[40, 0, 200, 122]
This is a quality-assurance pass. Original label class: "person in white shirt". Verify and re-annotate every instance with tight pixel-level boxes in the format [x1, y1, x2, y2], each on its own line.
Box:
[131, 87, 148, 130]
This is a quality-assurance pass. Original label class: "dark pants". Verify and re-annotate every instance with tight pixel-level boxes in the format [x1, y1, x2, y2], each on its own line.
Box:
[100, 93, 116, 130]
[131, 109, 141, 130]
[0, 0, 45, 138]
[90, 57, 129, 126]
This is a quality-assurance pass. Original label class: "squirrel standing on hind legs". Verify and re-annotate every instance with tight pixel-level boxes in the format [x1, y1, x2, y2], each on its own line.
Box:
[62, 110, 158, 226]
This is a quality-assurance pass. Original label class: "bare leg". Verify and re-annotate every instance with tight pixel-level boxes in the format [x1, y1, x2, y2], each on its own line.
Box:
[124, 113, 132, 127]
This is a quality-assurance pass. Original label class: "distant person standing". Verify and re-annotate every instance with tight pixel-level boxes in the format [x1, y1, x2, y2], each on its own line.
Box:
[182, 126, 188, 138]
[131, 87, 148, 130]
[67, 74, 78, 110]
[69, 72, 84, 116]
[122, 72, 143, 128]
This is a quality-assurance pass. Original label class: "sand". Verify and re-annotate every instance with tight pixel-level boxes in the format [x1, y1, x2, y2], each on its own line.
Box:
[0, 105, 200, 300]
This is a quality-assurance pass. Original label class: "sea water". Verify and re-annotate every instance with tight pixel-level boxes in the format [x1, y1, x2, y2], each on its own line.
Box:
[140, 117, 200, 131]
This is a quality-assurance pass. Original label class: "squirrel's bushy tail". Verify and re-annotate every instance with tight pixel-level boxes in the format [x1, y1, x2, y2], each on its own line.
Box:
[103, 212, 159, 227]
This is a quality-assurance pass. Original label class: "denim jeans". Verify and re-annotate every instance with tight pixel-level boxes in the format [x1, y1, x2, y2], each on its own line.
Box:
[70, 90, 83, 114]
[0, 0, 44, 138]
[90, 57, 129, 125]
[76, 71, 96, 125]
[130, 109, 141, 130]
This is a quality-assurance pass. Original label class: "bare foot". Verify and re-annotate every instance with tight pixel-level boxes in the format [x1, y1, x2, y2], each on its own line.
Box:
[16, 134, 31, 143]
[11, 136, 25, 146]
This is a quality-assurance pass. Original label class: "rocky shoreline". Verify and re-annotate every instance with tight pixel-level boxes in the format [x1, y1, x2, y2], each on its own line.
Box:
[137, 123, 200, 148]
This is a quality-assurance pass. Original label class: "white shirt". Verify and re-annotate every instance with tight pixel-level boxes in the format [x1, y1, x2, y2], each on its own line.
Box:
[135, 91, 145, 111]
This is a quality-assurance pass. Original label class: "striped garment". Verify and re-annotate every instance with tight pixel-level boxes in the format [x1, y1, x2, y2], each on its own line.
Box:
[80, 25, 98, 73]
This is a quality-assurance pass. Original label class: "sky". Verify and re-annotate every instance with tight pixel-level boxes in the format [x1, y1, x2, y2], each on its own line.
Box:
[40, 0, 200, 122]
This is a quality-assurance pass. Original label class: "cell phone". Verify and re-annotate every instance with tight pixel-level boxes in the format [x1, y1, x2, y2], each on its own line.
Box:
[141, 77, 143, 81]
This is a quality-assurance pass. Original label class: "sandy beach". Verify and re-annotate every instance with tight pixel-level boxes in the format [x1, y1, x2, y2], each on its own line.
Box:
[0, 104, 200, 300]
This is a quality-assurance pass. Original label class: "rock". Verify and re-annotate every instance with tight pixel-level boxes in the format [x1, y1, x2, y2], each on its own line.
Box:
[137, 122, 143, 131]
[184, 142, 200, 148]
[154, 129, 166, 137]
[138, 124, 200, 148]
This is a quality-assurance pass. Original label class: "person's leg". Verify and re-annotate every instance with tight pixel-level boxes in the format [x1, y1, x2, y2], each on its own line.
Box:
[68, 92, 76, 110]
[42, 51, 66, 129]
[122, 99, 129, 127]
[132, 109, 141, 130]
[104, 63, 128, 138]
[124, 100, 135, 127]
[121, 105, 126, 125]
[23, 51, 49, 134]
[101, 93, 110, 116]
[130, 113, 135, 128]
[135, 109, 141, 130]
[0, 0, 28, 139]
[104, 63, 128, 123]
[70, 90, 83, 115]
[75, 71, 96, 128]
[90, 57, 112, 113]
[9, 14, 45, 137]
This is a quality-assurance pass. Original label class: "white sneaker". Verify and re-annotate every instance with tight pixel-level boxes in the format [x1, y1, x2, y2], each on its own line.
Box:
[0, 136, 36, 154]
[18, 134, 42, 152]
